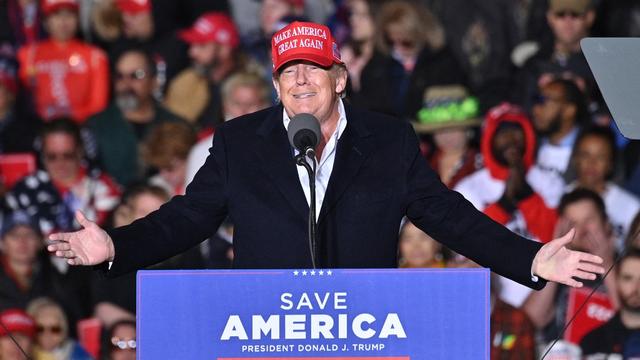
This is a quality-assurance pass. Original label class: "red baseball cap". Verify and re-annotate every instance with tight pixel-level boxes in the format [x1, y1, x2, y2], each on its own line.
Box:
[271, 21, 343, 73]
[0, 309, 36, 338]
[179, 12, 239, 48]
[116, 0, 151, 14]
[41, 0, 79, 16]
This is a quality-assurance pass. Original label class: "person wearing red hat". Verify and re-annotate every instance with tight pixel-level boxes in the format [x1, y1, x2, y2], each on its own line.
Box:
[50, 22, 605, 299]
[0, 308, 36, 359]
[16, 0, 109, 123]
[164, 12, 256, 129]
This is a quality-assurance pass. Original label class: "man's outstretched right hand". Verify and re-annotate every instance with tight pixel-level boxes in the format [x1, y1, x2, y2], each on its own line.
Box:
[47, 210, 115, 266]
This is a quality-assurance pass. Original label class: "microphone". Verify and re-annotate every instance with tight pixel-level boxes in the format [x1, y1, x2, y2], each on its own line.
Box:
[287, 113, 321, 154]
[287, 113, 321, 268]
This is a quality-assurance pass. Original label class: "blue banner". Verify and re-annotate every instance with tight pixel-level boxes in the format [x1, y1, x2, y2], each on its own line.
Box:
[137, 268, 489, 359]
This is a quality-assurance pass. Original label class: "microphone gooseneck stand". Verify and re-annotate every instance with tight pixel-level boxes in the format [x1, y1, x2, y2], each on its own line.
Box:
[295, 147, 318, 269]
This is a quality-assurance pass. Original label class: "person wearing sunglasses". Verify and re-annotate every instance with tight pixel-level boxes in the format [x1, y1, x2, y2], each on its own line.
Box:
[86, 49, 186, 187]
[27, 297, 92, 360]
[514, 0, 597, 111]
[104, 320, 136, 360]
[358, 0, 466, 122]
[5, 118, 120, 236]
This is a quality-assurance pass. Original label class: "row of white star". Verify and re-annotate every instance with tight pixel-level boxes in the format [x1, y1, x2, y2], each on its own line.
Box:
[293, 270, 333, 276]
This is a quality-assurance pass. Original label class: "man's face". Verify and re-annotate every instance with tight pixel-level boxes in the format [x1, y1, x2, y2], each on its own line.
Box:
[532, 83, 567, 136]
[617, 257, 640, 313]
[574, 135, 612, 189]
[273, 62, 347, 123]
[1, 225, 41, 264]
[114, 53, 154, 111]
[42, 132, 82, 185]
[562, 199, 608, 252]
[45, 9, 78, 42]
[491, 125, 525, 167]
[188, 42, 218, 69]
[121, 11, 154, 40]
[547, 9, 594, 47]
[223, 85, 269, 120]
[0, 334, 33, 360]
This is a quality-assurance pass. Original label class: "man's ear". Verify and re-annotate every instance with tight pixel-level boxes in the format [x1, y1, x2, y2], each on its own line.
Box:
[334, 67, 348, 94]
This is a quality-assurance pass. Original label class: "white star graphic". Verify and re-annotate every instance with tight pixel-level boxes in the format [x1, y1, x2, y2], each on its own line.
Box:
[310, 270, 316, 276]
[293, 270, 299, 276]
[327, 270, 333, 276]
[319, 270, 324, 276]
[302, 270, 308, 276]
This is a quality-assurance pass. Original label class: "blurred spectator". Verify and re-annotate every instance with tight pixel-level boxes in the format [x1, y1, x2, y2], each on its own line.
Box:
[5, 118, 120, 235]
[92, 183, 203, 328]
[340, 0, 375, 103]
[455, 103, 559, 307]
[185, 71, 271, 184]
[514, 0, 596, 110]
[142, 122, 197, 196]
[26, 297, 92, 360]
[0, 211, 90, 334]
[455, 103, 558, 243]
[531, 78, 590, 189]
[0, 57, 42, 154]
[567, 126, 640, 249]
[625, 212, 640, 251]
[580, 248, 640, 358]
[243, 0, 305, 72]
[0, 308, 36, 360]
[184, 72, 270, 269]
[398, 220, 444, 268]
[17, 0, 109, 122]
[358, 0, 465, 120]
[103, 320, 135, 360]
[490, 273, 536, 360]
[0, 0, 46, 49]
[86, 49, 185, 187]
[164, 12, 254, 128]
[414, 85, 481, 188]
[107, 0, 189, 94]
[426, 0, 522, 111]
[523, 189, 618, 344]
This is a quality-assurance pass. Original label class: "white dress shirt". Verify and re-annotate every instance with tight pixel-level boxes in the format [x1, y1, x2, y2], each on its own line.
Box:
[282, 99, 348, 220]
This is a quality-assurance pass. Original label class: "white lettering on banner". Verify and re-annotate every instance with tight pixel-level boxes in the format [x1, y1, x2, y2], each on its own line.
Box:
[220, 313, 407, 340]
[299, 38, 324, 50]
[220, 292, 406, 341]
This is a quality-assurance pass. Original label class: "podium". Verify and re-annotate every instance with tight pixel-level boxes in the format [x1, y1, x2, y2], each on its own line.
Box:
[137, 268, 489, 359]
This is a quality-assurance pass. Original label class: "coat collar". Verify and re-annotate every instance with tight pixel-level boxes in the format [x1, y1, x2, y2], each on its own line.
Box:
[255, 103, 375, 223]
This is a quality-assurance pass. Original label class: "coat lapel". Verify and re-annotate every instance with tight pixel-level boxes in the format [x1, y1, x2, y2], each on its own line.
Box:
[255, 105, 309, 221]
[318, 105, 374, 223]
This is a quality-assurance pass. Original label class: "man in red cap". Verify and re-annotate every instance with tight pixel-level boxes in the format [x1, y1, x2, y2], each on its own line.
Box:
[164, 12, 250, 129]
[0, 308, 35, 359]
[50, 22, 605, 296]
[17, 0, 109, 123]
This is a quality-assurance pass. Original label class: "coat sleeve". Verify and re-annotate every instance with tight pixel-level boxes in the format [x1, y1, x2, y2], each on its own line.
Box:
[106, 127, 229, 276]
[402, 122, 546, 290]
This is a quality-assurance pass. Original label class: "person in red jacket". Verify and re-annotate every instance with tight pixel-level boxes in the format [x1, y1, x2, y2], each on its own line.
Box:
[455, 103, 560, 244]
[17, 0, 109, 123]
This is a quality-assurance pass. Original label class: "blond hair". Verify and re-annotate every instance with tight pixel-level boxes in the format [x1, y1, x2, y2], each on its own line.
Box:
[374, 0, 445, 55]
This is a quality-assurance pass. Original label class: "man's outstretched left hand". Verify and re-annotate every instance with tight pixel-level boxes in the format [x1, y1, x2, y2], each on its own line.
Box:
[532, 228, 606, 287]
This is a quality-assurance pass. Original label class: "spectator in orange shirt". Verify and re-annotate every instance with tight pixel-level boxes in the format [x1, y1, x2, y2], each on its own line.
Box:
[17, 0, 109, 123]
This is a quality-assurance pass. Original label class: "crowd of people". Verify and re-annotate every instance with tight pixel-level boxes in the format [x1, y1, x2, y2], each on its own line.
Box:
[0, 0, 639, 358]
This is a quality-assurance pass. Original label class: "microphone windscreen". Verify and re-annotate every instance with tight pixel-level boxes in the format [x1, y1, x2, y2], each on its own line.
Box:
[287, 113, 321, 151]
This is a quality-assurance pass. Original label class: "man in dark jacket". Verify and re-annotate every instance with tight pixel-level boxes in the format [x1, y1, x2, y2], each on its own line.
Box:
[49, 21, 603, 291]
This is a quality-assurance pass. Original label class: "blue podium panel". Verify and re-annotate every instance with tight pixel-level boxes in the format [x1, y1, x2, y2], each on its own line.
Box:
[137, 268, 489, 359]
